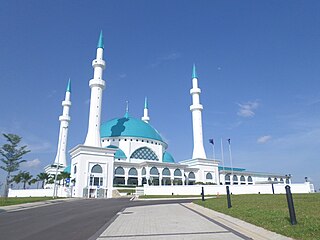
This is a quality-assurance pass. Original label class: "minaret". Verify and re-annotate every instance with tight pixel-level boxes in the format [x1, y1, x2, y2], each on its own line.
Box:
[84, 31, 106, 147]
[190, 64, 207, 159]
[141, 97, 150, 123]
[54, 79, 71, 167]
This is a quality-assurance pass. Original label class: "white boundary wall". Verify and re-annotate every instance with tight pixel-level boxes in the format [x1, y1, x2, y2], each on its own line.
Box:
[8, 187, 72, 198]
[141, 182, 314, 196]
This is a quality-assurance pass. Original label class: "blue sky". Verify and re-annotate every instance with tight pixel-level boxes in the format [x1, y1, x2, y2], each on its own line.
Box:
[0, 1, 319, 191]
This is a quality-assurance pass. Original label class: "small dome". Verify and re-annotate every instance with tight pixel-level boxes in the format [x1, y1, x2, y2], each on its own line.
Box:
[64, 165, 71, 173]
[101, 116, 164, 142]
[163, 152, 175, 163]
[115, 149, 126, 159]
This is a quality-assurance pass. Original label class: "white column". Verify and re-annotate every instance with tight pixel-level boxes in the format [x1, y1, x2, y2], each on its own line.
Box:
[84, 44, 106, 147]
[54, 83, 71, 167]
[190, 67, 207, 159]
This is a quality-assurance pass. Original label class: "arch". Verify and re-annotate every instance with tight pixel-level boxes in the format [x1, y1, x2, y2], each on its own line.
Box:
[274, 177, 278, 182]
[130, 147, 159, 161]
[240, 175, 245, 182]
[233, 175, 238, 181]
[225, 174, 231, 181]
[248, 176, 253, 184]
[74, 165, 77, 174]
[188, 172, 195, 179]
[150, 167, 159, 175]
[128, 167, 138, 176]
[174, 169, 182, 177]
[280, 178, 284, 183]
[141, 167, 146, 175]
[268, 177, 272, 181]
[115, 166, 125, 175]
[206, 173, 213, 180]
[162, 168, 170, 176]
[91, 164, 102, 174]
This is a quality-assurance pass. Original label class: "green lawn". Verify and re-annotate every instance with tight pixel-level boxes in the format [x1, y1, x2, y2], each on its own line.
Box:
[139, 195, 214, 199]
[0, 197, 55, 207]
[194, 193, 320, 240]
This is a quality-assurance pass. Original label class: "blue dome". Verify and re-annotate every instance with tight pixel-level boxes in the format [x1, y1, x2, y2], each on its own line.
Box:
[163, 152, 175, 163]
[101, 116, 164, 142]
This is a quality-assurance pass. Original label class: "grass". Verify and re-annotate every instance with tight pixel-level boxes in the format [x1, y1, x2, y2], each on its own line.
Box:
[194, 193, 320, 240]
[0, 197, 56, 207]
[139, 195, 214, 199]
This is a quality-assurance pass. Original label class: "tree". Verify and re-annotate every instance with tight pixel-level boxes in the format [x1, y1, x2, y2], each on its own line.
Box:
[37, 172, 49, 189]
[0, 134, 30, 197]
[13, 171, 34, 189]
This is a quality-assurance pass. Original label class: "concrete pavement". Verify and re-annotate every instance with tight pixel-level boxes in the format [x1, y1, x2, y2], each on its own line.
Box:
[96, 202, 293, 240]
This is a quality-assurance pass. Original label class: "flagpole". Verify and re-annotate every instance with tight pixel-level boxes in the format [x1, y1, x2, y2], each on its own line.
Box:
[228, 139, 234, 183]
[213, 141, 215, 160]
[220, 138, 225, 184]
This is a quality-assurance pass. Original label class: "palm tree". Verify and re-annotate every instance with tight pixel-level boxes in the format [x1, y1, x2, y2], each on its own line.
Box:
[20, 171, 33, 189]
[37, 172, 49, 189]
[13, 171, 34, 189]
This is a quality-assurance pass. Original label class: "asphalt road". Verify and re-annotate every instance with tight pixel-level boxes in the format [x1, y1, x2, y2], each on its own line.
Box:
[0, 198, 192, 240]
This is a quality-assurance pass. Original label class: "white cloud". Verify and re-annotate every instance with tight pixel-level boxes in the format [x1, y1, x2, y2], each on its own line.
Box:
[237, 101, 259, 117]
[151, 52, 181, 67]
[21, 159, 41, 168]
[257, 135, 272, 143]
[119, 73, 127, 79]
[25, 141, 53, 153]
[84, 98, 90, 105]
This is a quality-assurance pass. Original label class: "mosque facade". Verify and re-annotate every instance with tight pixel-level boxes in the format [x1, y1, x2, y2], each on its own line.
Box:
[45, 32, 307, 199]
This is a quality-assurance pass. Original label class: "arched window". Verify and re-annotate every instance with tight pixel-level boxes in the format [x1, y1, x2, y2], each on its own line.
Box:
[91, 164, 102, 173]
[248, 176, 253, 184]
[130, 147, 159, 161]
[225, 174, 231, 181]
[74, 165, 77, 174]
[240, 175, 245, 182]
[188, 172, 195, 179]
[206, 173, 213, 180]
[268, 177, 272, 181]
[233, 175, 238, 181]
[128, 168, 138, 176]
[174, 169, 182, 177]
[141, 167, 146, 175]
[274, 178, 278, 182]
[280, 178, 284, 183]
[150, 167, 159, 175]
[115, 166, 125, 175]
[162, 168, 170, 176]
[286, 178, 290, 184]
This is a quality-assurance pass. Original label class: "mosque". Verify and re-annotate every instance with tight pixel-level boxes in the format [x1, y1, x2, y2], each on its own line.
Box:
[42, 32, 313, 199]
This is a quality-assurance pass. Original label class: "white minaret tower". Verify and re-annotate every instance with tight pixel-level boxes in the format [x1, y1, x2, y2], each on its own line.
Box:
[190, 64, 207, 159]
[141, 97, 150, 123]
[84, 31, 106, 147]
[53, 79, 71, 167]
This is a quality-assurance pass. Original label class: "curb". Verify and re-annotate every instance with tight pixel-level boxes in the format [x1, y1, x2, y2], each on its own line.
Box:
[0, 198, 80, 212]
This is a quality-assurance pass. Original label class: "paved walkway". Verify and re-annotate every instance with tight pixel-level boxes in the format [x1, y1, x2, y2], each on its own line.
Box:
[96, 202, 293, 240]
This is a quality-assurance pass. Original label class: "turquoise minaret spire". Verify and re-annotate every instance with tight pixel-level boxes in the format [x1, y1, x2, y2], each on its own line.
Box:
[192, 64, 197, 79]
[97, 30, 104, 49]
[142, 97, 150, 123]
[144, 97, 148, 109]
[124, 100, 129, 118]
[66, 78, 71, 92]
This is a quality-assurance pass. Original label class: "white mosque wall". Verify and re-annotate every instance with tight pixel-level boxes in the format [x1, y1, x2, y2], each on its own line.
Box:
[8, 187, 71, 198]
[141, 182, 314, 196]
